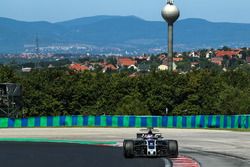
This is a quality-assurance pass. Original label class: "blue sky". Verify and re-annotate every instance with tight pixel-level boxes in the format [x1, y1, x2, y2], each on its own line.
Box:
[0, 0, 249, 23]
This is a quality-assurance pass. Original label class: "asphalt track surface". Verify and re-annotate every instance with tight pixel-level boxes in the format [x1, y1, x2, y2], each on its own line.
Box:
[0, 142, 249, 167]
[0, 142, 165, 167]
[1, 128, 250, 167]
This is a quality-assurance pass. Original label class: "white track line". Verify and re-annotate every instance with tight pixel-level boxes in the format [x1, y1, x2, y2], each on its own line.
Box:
[162, 158, 172, 167]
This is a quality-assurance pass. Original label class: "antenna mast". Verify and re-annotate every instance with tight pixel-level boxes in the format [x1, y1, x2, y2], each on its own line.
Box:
[35, 34, 41, 69]
[35, 35, 40, 56]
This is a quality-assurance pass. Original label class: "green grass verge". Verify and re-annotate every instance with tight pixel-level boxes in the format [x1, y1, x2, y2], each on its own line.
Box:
[0, 138, 117, 145]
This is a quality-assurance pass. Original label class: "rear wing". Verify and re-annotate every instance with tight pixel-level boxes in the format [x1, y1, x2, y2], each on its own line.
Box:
[136, 133, 162, 138]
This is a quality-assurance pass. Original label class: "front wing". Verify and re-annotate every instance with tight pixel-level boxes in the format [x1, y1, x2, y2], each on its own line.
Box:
[133, 139, 169, 157]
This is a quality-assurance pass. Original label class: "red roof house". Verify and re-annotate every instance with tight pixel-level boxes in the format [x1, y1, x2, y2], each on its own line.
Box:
[102, 63, 117, 72]
[215, 50, 241, 58]
[173, 57, 183, 62]
[211, 57, 223, 66]
[117, 58, 137, 67]
[69, 63, 89, 71]
[105, 64, 117, 70]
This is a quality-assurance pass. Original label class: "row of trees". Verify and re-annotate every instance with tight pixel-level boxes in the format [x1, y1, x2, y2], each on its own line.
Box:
[0, 65, 250, 117]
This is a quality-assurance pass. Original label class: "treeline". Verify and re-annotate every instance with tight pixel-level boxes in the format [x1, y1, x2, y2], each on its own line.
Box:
[0, 65, 250, 117]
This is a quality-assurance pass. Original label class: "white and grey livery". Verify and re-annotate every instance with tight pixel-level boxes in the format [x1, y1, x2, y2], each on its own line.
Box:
[123, 128, 178, 158]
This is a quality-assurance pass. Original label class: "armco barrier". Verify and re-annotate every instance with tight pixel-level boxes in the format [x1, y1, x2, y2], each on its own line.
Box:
[0, 115, 249, 129]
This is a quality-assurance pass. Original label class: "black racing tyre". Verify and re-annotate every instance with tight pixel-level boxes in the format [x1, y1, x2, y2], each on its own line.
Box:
[123, 140, 134, 158]
[168, 140, 178, 158]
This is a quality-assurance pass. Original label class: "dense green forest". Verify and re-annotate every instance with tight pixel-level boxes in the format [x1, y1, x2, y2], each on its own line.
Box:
[1, 65, 250, 117]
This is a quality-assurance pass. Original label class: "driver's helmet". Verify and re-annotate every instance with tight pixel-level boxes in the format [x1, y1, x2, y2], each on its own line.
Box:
[146, 134, 153, 138]
[146, 129, 153, 138]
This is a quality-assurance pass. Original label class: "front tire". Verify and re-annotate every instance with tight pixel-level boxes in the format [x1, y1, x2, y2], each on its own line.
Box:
[123, 140, 134, 158]
[168, 140, 178, 158]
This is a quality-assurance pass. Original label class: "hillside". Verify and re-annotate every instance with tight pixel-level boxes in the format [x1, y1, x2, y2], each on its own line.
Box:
[0, 16, 250, 53]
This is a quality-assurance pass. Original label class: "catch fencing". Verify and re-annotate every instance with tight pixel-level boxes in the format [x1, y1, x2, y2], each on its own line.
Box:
[0, 115, 249, 129]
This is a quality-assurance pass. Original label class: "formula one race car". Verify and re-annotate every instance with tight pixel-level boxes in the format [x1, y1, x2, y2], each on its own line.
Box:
[123, 128, 178, 158]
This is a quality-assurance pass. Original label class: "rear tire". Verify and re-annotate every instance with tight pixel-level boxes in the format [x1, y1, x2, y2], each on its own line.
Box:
[168, 140, 178, 158]
[123, 140, 134, 158]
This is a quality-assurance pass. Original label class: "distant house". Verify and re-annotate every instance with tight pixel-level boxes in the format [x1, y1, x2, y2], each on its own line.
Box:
[69, 63, 89, 72]
[158, 65, 168, 71]
[189, 51, 200, 58]
[211, 57, 223, 66]
[161, 56, 183, 69]
[22, 67, 32, 72]
[191, 62, 200, 68]
[88, 64, 95, 71]
[158, 62, 177, 71]
[246, 57, 250, 64]
[173, 57, 183, 62]
[128, 64, 138, 70]
[206, 51, 213, 58]
[215, 50, 242, 59]
[117, 57, 137, 67]
[176, 53, 183, 57]
[48, 64, 54, 68]
[135, 56, 150, 63]
[158, 54, 166, 61]
[102, 63, 117, 73]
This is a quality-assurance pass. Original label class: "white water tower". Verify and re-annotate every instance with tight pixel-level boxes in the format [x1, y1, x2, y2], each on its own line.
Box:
[162, 0, 180, 71]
